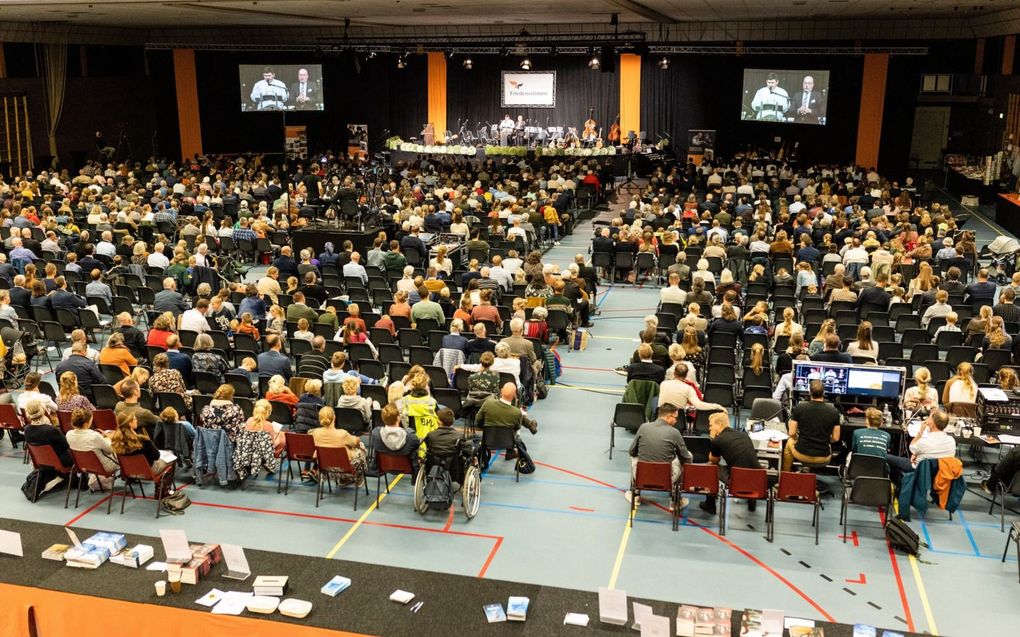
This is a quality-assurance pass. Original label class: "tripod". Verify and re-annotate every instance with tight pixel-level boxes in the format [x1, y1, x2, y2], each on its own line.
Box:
[619, 155, 638, 192]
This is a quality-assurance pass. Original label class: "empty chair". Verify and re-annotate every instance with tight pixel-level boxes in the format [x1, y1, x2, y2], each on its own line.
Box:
[723, 467, 770, 537]
[840, 476, 893, 540]
[609, 403, 646, 459]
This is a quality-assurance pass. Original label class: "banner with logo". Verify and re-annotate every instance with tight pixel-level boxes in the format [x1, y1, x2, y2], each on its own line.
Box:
[501, 71, 556, 108]
[284, 125, 308, 161]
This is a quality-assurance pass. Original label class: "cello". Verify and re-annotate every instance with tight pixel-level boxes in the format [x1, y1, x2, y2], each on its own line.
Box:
[582, 107, 597, 143]
[607, 114, 620, 144]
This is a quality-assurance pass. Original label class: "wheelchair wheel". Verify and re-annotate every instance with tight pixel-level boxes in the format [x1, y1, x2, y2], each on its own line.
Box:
[413, 466, 428, 514]
[461, 465, 481, 519]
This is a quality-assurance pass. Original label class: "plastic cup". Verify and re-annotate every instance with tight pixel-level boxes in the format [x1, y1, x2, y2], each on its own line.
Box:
[973, 426, 982, 438]
[155, 581, 166, 597]
[167, 569, 182, 593]
[963, 428, 972, 439]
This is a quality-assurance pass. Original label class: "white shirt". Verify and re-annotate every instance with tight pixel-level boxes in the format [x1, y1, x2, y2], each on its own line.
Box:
[489, 266, 514, 291]
[147, 252, 170, 269]
[17, 390, 58, 414]
[95, 241, 116, 258]
[909, 430, 956, 467]
[660, 286, 687, 306]
[180, 309, 209, 333]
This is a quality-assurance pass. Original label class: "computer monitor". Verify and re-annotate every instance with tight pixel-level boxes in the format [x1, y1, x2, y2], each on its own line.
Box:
[792, 361, 905, 402]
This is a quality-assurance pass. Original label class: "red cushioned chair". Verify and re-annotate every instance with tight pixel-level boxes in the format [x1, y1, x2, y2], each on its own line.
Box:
[91, 409, 118, 432]
[630, 461, 680, 531]
[724, 467, 770, 537]
[769, 471, 820, 544]
[117, 454, 175, 519]
[27, 444, 75, 508]
[0, 403, 27, 463]
[280, 432, 316, 495]
[70, 449, 119, 512]
[374, 452, 415, 510]
[680, 463, 723, 534]
[315, 446, 369, 511]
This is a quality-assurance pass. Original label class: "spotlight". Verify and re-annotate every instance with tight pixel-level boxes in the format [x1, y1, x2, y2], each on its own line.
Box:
[657, 56, 669, 70]
[446, 50, 455, 60]
[366, 51, 377, 59]
[520, 57, 531, 70]
[462, 57, 473, 70]
[397, 54, 406, 69]
[588, 54, 600, 70]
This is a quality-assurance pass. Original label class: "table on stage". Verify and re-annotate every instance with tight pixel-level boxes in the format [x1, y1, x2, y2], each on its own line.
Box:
[290, 225, 386, 257]
[997, 193, 1020, 237]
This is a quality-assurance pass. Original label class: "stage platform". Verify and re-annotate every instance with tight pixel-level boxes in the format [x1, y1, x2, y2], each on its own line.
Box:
[291, 225, 386, 256]
[389, 148, 668, 176]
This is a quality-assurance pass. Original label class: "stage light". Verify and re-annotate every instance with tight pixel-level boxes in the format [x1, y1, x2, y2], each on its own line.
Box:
[520, 57, 531, 70]
[366, 51, 377, 59]
[657, 56, 669, 70]
[462, 57, 473, 70]
[588, 55, 600, 70]
[446, 50, 455, 60]
[397, 54, 406, 69]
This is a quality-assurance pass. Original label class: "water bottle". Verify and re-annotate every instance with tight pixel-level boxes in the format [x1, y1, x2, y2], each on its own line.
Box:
[882, 404, 892, 428]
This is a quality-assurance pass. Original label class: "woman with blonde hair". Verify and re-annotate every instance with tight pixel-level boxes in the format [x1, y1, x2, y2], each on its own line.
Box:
[943, 362, 978, 405]
[401, 372, 439, 442]
[389, 290, 412, 319]
[1000, 368, 1020, 392]
[146, 312, 176, 350]
[265, 374, 299, 412]
[747, 342, 767, 377]
[964, 304, 993, 347]
[56, 371, 95, 412]
[773, 307, 803, 343]
[310, 406, 367, 486]
[200, 384, 245, 441]
[808, 319, 836, 357]
[907, 261, 937, 300]
[982, 315, 1012, 353]
[336, 375, 377, 426]
[245, 399, 285, 455]
[846, 320, 878, 362]
[678, 326, 705, 379]
[904, 367, 939, 412]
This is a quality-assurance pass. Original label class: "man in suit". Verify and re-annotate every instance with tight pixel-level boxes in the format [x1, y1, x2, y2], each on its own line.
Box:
[258, 335, 292, 380]
[164, 334, 193, 386]
[964, 268, 997, 309]
[788, 75, 826, 124]
[289, 68, 317, 110]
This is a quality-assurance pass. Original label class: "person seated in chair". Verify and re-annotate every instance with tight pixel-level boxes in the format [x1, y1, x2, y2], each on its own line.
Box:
[782, 379, 841, 472]
[475, 383, 538, 459]
[982, 445, 1020, 496]
[885, 408, 955, 485]
[625, 402, 692, 508]
[700, 412, 760, 514]
[809, 333, 852, 364]
[627, 343, 666, 384]
[370, 403, 421, 474]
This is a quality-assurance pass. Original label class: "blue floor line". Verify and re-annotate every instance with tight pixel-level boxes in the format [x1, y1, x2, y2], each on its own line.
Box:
[957, 511, 982, 557]
[919, 518, 934, 550]
[926, 547, 1018, 562]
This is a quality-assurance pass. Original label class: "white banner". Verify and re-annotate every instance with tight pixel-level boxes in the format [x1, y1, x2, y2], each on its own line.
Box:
[501, 71, 556, 108]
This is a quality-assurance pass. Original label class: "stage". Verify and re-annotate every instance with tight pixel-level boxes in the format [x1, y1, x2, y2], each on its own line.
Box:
[291, 225, 387, 256]
[389, 147, 668, 177]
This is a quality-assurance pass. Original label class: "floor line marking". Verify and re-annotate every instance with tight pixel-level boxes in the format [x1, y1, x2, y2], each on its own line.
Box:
[477, 536, 502, 578]
[880, 508, 916, 633]
[442, 506, 455, 533]
[64, 494, 114, 527]
[908, 553, 939, 635]
[535, 460, 836, 622]
[608, 508, 634, 588]
[956, 511, 981, 557]
[325, 474, 403, 559]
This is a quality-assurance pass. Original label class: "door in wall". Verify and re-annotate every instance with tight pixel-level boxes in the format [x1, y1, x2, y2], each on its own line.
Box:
[908, 106, 950, 170]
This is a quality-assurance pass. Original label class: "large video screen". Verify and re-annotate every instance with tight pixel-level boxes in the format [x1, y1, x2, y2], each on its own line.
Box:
[792, 362, 904, 400]
[240, 64, 324, 112]
[741, 69, 829, 125]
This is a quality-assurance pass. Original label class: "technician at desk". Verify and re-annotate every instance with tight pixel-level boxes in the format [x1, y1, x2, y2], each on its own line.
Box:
[884, 408, 956, 484]
[782, 379, 841, 471]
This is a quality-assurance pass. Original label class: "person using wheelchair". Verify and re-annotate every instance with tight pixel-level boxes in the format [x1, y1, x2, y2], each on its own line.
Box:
[423, 408, 475, 486]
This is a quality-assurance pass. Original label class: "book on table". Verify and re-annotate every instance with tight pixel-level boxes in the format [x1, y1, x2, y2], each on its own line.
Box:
[507, 596, 529, 621]
[253, 575, 289, 596]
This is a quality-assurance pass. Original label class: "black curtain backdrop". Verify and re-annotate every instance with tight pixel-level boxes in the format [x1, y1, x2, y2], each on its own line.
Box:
[640, 54, 864, 168]
[446, 56, 619, 140]
[191, 51, 426, 156]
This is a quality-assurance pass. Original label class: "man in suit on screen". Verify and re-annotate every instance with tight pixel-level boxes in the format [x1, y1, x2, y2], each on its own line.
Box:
[788, 75, 826, 124]
[289, 68, 318, 110]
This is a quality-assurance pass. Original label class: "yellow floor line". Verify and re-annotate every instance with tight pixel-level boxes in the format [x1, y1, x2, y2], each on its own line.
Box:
[548, 384, 624, 394]
[908, 553, 939, 635]
[608, 507, 635, 588]
[325, 474, 403, 559]
[892, 500, 939, 635]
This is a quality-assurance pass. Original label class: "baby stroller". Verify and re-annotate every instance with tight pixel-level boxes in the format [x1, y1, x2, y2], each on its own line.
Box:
[413, 439, 482, 519]
[982, 236, 1020, 285]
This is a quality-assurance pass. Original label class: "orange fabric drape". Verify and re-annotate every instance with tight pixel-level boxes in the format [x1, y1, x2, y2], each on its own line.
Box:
[619, 53, 641, 141]
[855, 52, 889, 170]
[0, 583, 373, 637]
[974, 38, 986, 75]
[427, 52, 447, 144]
[1003, 35, 1016, 76]
[173, 48, 203, 160]
[0, 45, 7, 79]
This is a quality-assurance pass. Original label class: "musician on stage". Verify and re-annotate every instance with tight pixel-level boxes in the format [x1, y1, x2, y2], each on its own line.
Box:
[750, 72, 789, 122]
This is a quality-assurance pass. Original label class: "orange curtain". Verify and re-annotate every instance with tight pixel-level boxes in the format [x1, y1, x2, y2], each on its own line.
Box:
[427, 52, 447, 144]
[1003, 35, 1016, 76]
[0, 583, 370, 637]
[619, 53, 640, 141]
[173, 48, 203, 160]
[855, 52, 889, 170]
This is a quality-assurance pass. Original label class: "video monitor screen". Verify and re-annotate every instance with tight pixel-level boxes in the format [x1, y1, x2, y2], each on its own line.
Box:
[240, 64, 324, 112]
[793, 362, 903, 400]
[741, 69, 829, 125]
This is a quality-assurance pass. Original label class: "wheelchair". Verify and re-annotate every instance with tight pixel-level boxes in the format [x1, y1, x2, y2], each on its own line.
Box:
[413, 438, 482, 519]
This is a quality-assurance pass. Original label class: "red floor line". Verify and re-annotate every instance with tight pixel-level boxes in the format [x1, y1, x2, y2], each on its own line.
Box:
[537, 460, 836, 622]
[477, 536, 503, 579]
[878, 509, 915, 633]
[533, 461, 621, 491]
[64, 494, 113, 527]
[569, 506, 596, 512]
[442, 507, 455, 532]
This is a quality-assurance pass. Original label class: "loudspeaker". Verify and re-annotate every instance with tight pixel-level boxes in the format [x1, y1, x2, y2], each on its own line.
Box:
[600, 46, 616, 74]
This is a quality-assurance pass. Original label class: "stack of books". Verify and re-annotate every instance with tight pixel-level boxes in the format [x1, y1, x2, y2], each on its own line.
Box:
[64, 545, 111, 569]
[42, 544, 71, 561]
[84, 532, 127, 554]
[110, 544, 154, 568]
[506, 596, 529, 622]
[321, 576, 351, 597]
[254, 575, 289, 596]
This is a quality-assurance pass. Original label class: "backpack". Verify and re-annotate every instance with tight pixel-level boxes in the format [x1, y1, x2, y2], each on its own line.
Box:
[885, 517, 921, 556]
[161, 491, 192, 515]
[21, 469, 43, 502]
[423, 464, 454, 511]
[515, 439, 536, 475]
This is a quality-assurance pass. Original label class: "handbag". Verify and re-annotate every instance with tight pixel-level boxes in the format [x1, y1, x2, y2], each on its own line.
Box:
[161, 490, 192, 515]
[21, 469, 43, 502]
[885, 517, 921, 556]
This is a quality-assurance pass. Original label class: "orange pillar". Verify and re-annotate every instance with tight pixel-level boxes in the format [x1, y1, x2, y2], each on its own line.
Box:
[427, 52, 447, 143]
[619, 53, 641, 141]
[974, 38, 985, 75]
[855, 53, 889, 169]
[1003, 35, 1016, 76]
[173, 48, 202, 160]
[0, 44, 7, 79]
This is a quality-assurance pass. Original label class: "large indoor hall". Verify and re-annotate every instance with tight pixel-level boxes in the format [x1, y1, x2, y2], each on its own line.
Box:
[2, 2, 1020, 636]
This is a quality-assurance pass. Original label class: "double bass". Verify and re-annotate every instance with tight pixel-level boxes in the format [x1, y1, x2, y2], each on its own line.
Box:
[607, 114, 621, 144]
[582, 107, 597, 142]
